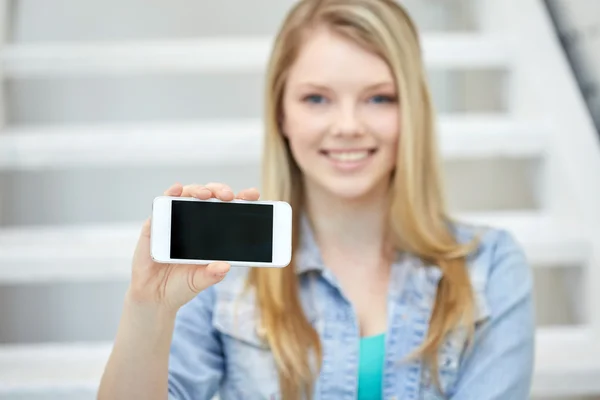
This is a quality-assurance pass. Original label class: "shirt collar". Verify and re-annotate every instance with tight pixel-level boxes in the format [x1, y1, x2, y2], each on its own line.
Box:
[294, 213, 326, 275]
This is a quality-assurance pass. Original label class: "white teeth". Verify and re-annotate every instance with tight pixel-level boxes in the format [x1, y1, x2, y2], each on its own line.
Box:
[327, 151, 370, 162]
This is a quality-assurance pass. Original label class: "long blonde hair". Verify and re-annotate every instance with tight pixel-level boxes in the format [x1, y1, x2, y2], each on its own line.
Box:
[247, 0, 476, 398]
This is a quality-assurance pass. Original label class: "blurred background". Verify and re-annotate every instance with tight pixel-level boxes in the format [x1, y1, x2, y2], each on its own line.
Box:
[0, 0, 599, 399]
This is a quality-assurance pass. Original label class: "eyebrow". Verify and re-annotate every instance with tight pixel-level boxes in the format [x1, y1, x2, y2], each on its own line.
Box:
[295, 81, 395, 91]
[364, 82, 396, 90]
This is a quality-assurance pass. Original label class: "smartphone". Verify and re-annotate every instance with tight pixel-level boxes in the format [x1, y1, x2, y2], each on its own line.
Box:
[150, 196, 292, 267]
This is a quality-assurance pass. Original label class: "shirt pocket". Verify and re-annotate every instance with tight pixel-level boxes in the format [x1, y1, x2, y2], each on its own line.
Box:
[421, 288, 491, 400]
[212, 296, 280, 399]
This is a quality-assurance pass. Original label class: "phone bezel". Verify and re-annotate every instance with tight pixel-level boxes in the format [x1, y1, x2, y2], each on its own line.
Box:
[150, 196, 292, 267]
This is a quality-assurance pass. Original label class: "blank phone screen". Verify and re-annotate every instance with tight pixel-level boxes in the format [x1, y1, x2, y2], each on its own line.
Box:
[170, 200, 274, 262]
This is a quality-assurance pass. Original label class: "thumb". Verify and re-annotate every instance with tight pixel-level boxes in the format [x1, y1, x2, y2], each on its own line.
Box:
[191, 262, 231, 292]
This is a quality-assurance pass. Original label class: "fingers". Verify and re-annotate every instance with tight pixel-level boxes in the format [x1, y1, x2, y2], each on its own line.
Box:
[236, 187, 260, 201]
[164, 183, 183, 196]
[205, 182, 234, 201]
[181, 184, 212, 200]
[164, 182, 259, 202]
[177, 183, 233, 201]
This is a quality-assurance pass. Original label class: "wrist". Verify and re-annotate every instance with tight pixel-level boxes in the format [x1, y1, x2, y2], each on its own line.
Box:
[123, 290, 179, 330]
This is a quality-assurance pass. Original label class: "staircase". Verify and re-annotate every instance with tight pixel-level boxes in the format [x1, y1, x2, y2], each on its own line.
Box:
[0, 0, 599, 399]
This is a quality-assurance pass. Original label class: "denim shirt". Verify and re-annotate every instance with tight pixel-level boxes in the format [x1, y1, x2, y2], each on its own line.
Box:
[168, 217, 535, 400]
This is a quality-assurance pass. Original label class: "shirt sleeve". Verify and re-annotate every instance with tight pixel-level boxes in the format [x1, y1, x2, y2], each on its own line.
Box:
[168, 286, 224, 400]
[451, 230, 536, 400]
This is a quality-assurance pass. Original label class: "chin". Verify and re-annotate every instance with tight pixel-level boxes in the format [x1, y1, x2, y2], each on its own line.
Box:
[318, 178, 387, 202]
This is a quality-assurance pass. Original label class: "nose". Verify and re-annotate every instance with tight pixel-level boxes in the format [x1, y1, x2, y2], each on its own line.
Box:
[331, 101, 365, 137]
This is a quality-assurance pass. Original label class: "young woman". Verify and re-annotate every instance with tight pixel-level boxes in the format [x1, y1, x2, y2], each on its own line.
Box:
[98, 0, 535, 399]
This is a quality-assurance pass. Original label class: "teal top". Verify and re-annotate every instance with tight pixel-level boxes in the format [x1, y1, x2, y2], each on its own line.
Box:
[357, 333, 385, 400]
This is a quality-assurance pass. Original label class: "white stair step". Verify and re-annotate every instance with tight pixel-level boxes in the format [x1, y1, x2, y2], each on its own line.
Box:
[534, 326, 600, 397]
[0, 327, 592, 398]
[0, 341, 111, 397]
[0, 115, 548, 170]
[457, 211, 591, 268]
[0, 119, 263, 169]
[0, 223, 137, 283]
[0, 211, 587, 284]
[1, 33, 514, 78]
[438, 115, 550, 159]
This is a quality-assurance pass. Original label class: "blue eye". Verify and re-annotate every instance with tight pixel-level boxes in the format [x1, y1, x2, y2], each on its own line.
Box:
[369, 95, 396, 104]
[304, 94, 327, 104]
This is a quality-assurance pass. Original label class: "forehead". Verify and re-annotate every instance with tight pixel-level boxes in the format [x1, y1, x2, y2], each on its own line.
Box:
[287, 28, 394, 86]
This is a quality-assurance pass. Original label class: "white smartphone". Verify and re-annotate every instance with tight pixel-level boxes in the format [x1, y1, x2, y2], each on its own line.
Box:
[150, 196, 292, 267]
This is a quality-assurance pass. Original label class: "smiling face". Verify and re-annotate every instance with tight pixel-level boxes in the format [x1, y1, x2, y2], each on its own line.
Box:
[281, 27, 400, 201]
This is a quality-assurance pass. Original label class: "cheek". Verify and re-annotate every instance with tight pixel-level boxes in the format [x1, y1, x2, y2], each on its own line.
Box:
[364, 107, 400, 148]
[282, 100, 329, 151]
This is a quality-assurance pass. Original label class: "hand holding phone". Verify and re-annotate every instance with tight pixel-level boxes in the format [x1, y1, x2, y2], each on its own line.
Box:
[128, 182, 268, 311]
[151, 195, 292, 268]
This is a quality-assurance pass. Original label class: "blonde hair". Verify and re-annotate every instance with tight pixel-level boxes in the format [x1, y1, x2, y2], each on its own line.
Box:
[247, 0, 476, 398]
